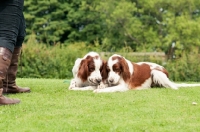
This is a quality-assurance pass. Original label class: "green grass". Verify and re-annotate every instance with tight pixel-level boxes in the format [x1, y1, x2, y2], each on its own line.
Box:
[1, 78, 200, 132]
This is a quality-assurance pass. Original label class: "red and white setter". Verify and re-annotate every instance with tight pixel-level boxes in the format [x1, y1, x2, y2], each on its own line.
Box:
[69, 52, 107, 90]
[94, 54, 200, 93]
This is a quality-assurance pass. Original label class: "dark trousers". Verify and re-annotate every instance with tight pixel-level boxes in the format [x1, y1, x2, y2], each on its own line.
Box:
[0, 0, 25, 53]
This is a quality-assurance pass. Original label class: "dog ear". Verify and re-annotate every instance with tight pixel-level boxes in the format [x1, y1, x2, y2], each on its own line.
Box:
[77, 59, 89, 81]
[100, 60, 108, 81]
[119, 58, 130, 82]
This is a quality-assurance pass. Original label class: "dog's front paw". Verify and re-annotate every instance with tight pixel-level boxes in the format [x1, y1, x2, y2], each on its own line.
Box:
[69, 79, 76, 90]
[97, 82, 106, 89]
[93, 89, 100, 93]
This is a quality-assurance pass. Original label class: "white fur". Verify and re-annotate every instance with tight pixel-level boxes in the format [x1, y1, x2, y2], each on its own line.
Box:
[87, 56, 102, 85]
[72, 58, 82, 77]
[125, 58, 134, 75]
[151, 70, 178, 89]
[137, 62, 164, 70]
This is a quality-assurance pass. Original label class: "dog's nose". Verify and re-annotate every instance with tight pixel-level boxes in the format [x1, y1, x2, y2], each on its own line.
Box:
[109, 79, 114, 83]
[96, 78, 102, 84]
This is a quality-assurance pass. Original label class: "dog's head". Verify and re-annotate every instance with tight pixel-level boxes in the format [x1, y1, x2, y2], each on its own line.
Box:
[77, 52, 103, 85]
[106, 54, 131, 85]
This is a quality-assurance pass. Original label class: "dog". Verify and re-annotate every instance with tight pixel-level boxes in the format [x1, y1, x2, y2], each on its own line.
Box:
[94, 54, 200, 93]
[69, 52, 107, 90]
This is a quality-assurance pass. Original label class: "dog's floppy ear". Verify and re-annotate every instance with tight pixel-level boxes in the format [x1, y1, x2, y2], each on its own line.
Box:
[119, 57, 130, 82]
[77, 59, 89, 81]
[100, 60, 108, 81]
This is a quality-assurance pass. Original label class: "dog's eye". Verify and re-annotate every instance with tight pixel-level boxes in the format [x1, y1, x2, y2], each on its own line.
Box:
[113, 66, 121, 72]
[89, 68, 95, 72]
[106, 67, 110, 72]
[88, 63, 95, 72]
[114, 68, 120, 72]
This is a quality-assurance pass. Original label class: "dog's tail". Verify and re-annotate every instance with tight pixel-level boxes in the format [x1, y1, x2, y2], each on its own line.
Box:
[151, 70, 178, 89]
[151, 70, 200, 89]
[175, 83, 200, 88]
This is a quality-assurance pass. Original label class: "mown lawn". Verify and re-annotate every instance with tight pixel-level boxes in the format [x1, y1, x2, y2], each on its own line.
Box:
[1, 78, 200, 132]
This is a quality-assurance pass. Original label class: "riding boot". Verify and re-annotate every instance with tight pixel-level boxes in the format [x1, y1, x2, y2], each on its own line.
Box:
[3, 47, 30, 94]
[0, 47, 20, 105]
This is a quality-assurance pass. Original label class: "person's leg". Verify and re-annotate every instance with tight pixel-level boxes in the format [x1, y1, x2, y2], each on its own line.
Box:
[0, 0, 24, 52]
[0, 47, 20, 105]
[3, 13, 30, 93]
[0, 0, 25, 105]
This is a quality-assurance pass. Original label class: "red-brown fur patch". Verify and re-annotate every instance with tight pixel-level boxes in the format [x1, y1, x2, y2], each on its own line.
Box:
[77, 56, 95, 81]
[100, 60, 108, 82]
[112, 56, 131, 83]
[129, 63, 151, 89]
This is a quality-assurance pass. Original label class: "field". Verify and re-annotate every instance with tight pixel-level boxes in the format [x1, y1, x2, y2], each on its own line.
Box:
[1, 78, 200, 132]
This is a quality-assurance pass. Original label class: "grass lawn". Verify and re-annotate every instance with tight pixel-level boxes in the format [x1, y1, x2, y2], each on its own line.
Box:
[1, 78, 200, 132]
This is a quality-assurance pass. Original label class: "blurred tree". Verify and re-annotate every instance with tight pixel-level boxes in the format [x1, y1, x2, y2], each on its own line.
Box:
[96, 0, 142, 51]
[65, 0, 104, 44]
[24, 0, 200, 53]
[24, 0, 103, 45]
[24, 0, 71, 45]
[151, 0, 200, 58]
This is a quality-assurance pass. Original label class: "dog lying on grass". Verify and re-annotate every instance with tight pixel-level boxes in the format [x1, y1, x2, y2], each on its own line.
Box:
[93, 54, 200, 93]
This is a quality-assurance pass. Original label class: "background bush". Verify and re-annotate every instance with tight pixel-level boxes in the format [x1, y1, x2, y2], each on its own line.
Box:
[18, 34, 90, 79]
[165, 47, 200, 82]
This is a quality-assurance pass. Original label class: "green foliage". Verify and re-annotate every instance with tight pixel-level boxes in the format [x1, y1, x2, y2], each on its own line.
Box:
[18, 34, 91, 79]
[24, 0, 103, 45]
[166, 47, 200, 82]
[96, 0, 143, 51]
[1, 78, 200, 131]
[24, 0, 70, 44]
[24, 0, 200, 54]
